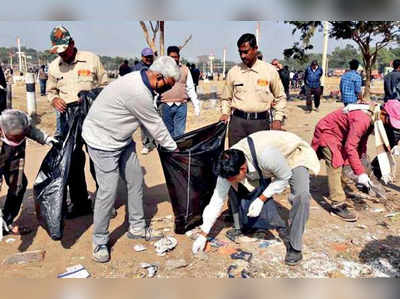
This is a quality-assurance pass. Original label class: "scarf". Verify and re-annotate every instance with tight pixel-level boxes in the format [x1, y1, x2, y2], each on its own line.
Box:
[343, 103, 396, 184]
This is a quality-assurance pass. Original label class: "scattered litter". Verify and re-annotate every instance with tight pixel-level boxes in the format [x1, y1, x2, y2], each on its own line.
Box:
[165, 259, 188, 270]
[134, 244, 147, 252]
[57, 264, 90, 278]
[231, 249, 253, 263]
[372, 208, 385, 213]
[368, 258, 400, 278]
[165, 215, 173, 220]
[356, 224, 367, 229]
[154, 236, 177, 256]
[241, 269, 252, 278]
[227, 264, 237, 278]
[385, 212, 400, 218]
[139, 263, 158, 278]
[2, 250, 46, 265]
[208, 238, 228, 248]
[5, 238, 16, 244]
[185, 230, 193, 237]
[163, 228, 171, 232]
[258, 239, 281, 248]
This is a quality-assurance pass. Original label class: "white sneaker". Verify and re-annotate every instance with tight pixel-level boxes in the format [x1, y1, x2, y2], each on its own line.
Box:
[141, 147, 150, 155]
[92, 244, 110, 263]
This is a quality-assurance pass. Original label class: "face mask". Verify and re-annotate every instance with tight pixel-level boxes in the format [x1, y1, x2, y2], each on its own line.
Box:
[1, 134, 26, 147]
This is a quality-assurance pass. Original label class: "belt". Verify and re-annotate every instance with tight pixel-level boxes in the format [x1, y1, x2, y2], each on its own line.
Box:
[233, 109, 269, 120]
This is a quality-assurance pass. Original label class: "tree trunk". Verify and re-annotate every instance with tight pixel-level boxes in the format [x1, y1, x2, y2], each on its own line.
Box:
[362, 52, 372, 100]
[139, 21, 157, 53]
[159, 21, 165, 56]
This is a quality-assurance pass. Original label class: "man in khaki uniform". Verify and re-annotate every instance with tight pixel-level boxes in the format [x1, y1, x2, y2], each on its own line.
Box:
[47, 25, 108, 219]
[220, 33, 287, 147]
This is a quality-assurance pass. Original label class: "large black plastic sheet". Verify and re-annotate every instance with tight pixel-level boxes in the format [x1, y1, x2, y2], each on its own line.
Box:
[33, 88, 101, 240]
[158, 122, 227, 234]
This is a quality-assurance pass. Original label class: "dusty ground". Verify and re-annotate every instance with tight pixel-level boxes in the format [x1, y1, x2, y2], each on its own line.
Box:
[1, 78, 400, 278]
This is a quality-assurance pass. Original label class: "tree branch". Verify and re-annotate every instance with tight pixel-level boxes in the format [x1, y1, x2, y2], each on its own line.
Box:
[139, 21, 156, 52]
[179, 34, 192, 50]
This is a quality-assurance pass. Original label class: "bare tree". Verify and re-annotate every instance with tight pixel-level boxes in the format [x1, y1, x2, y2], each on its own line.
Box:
[139, 21, 160, 55]
[179, 34, 192, 50]
[140, 21, 193, 57]
[159, 21, 165, 56]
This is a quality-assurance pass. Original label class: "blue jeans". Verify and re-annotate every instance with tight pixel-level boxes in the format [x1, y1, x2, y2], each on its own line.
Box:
[39, 79, 47, 95]
[161, 103, 187, 138]
[55, 110, 69, 137]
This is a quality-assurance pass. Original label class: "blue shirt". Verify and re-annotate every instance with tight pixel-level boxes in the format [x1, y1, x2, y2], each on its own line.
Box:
[340, 70, 361, 104]
[305, 66, 323, 89]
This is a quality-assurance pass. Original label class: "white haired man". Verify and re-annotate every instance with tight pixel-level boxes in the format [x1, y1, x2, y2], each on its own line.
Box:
[0, 109, 56, 236]
[82, 56, 181, 263]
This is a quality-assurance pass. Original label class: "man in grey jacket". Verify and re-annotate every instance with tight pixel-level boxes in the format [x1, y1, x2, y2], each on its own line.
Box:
[82, 56, 180, 263]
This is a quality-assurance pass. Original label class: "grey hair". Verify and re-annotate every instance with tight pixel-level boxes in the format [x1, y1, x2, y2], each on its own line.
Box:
[0, 109, 30, 135]
[149, 56, 181, 82]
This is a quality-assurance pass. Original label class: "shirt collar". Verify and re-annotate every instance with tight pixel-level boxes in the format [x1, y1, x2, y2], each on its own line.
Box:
[240, 59, 260, 73]
[140, 69, 154, 95]
[59, 50, 86, 66]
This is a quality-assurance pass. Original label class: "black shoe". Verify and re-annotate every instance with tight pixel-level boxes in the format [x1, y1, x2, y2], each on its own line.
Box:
[330, 203, 358, 222]
[66, 202, 93, 219]
[285, 244, 303, 266]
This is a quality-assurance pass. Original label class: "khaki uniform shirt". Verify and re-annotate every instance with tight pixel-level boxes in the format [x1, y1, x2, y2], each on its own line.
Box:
[47, 50, 108, 104]
[221, 59, 286, 121]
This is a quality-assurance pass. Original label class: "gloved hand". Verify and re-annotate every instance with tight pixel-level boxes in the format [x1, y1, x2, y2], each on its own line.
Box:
[391, 145, 400, 156]
[192, 234, 207, 254]
[247, 197, 264, 217]
[45, 136, 59, 146]
[194, 105, 201, 117]
[357, 173, 372, 188]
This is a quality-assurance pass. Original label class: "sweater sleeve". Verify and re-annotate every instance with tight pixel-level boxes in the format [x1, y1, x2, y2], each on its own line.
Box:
[345, 112, 371, 175]
[125, 88, 177, 151]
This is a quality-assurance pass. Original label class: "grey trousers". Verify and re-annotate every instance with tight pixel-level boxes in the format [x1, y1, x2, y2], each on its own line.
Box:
[287, 166, 310, 251]
[231, 166, 310, 251]
[87, 142, 145, 246]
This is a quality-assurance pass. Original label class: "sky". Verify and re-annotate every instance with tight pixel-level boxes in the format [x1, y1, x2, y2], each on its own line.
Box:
[0, 21, 352, 63]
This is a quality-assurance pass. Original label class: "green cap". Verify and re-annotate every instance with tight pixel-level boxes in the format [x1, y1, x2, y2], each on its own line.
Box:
[50, 26, 72, 54]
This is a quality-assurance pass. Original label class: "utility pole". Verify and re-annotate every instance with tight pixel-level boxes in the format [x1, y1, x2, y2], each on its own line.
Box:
[321, 21, 329, 89]
[222, 48, 226, 79]
[256, 22, 260, 47]
[17, 37, 22, 73]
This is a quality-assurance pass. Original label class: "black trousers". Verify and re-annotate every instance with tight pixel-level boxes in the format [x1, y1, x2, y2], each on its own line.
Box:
[0, 90, 6, 113]
[306, 86, 322, 110]
[228, 114, 270, 147]
[60, 104, 93, 211]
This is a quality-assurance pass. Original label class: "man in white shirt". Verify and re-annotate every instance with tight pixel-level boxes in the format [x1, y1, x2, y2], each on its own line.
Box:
[160, 46, 200, 138]
[192, 130, 320, 266]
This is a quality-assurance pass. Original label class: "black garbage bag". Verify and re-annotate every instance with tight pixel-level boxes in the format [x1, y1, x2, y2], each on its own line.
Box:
[33, 88, 102, 240]
[158, 121, 227, 234]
